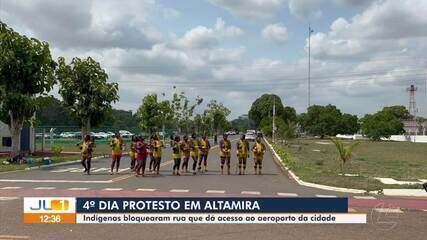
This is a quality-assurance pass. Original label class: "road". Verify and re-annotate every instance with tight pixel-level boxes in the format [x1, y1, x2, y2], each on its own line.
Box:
[0, 136, 426, 240]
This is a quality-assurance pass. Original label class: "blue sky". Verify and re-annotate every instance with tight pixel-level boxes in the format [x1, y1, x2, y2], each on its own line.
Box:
[1, 0, 427, 119]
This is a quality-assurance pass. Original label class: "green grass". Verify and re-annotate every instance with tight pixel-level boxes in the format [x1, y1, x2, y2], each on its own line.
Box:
[271, 139, 427, 191]
[0, 156, 82, 172]
[35, 138, 132, 155]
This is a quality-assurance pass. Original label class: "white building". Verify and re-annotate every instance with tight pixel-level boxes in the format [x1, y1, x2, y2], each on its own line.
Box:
[0, 121, 35, 153]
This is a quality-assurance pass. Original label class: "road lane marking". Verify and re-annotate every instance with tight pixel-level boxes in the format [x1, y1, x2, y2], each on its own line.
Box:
[118, 168, 131, 173]
[0, 187, 22, 190]
[136, 188, 156, 192]
[373, 208, 403, 213]
[241, 191, 261, 195]
[206, 190, 226, 194]
[0, 197, 19, 201]
[92, 168, 108, 172]
[68, 188, 89, 191]
[0, 179, 112, 183]
[70, 169, 85, 173]
[103, 188, 123, 191]
[353, 196, 376, 200]
[51, 168, 78, 173]
[277, 192, 298, 197]
[170, 189, 190, 193]
[0, 235, 30, 240]
[34, 187, 56, 190]
[316, 195, 337, 198]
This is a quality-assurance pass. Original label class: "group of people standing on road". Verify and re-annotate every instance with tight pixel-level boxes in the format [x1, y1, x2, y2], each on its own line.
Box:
[79, 132, 266, 177]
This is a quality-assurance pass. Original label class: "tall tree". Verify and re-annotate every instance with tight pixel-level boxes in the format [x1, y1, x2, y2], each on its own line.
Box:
[170, 91, 203, 134]
[361, 110, 405, 141]
[249, 94, 285, 128]
[0, 22, 56, 154]
[204, 100, 231, 135]
[56, 57, 119, 137]
[135, 94, 171, 134]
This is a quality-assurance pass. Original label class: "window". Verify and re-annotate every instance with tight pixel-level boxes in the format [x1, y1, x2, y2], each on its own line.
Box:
[2, 137, 12, 147]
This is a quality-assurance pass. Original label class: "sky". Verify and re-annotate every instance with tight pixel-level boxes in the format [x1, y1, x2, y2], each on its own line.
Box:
[1, 0, 427, 119]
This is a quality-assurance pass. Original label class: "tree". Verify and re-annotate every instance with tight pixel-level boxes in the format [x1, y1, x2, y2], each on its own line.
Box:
[135, 94, 171, 134]
[330, 138, 360, 173]
[260, 117, 286, 139]
[361, 110, 405, 141]
[0, 22, 56, 154]
[249, 94, 287, 128]
[300, 105, 342, 138]
[339, 114, 359, 135]
[35, 96, 77, 127]
[231, 115, 251, 133]
[56, 57, 119, 137]
[382, 105, 410, 120]
[170, 91, 203, 134]
[204, 100, 231, 135]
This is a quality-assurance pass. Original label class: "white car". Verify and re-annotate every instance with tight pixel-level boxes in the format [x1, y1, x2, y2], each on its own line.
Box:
[60, 132, 75, 138]
[245, 133, 256, 141]
[93, 132, 109, 139]
[119, 130, 134, 138]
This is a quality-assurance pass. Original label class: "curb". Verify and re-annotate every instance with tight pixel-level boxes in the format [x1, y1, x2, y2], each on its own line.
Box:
[265, 138, 427, 197]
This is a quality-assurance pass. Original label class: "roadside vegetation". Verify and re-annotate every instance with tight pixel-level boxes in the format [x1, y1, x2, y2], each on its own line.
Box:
[272, 139, 426, 191]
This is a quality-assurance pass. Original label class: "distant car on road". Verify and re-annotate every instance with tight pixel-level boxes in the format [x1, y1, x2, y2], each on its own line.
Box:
[119, 130, 134, 138]
[60, 132, 76, 138]
[93, 132, 109, 139]
[245, 132, 256, 141]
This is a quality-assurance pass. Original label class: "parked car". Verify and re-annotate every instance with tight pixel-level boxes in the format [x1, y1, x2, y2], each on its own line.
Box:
[60, 132, 76, 138]
[93, 132, 109, 139]
[119, 130, 134, 138]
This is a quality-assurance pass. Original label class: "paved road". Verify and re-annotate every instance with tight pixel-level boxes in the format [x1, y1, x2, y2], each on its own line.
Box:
[0, 136, 426, 239]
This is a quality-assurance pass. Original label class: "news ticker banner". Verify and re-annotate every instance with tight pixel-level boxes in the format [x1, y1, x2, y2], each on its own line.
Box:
[24, 197, 366, 224]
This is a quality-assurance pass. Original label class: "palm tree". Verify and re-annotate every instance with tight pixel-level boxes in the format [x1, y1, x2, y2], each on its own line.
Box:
[330, 138, 360, 173]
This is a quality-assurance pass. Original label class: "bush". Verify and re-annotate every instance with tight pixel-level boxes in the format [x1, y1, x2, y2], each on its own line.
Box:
[51, 145, 64, 156]
[272, 144, 296, 169]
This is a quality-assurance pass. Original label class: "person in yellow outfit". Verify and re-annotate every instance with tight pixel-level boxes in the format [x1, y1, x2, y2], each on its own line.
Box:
[181, 135, 191, 173]
[110, 132, 124, 175]
[152, 134, 163, 175]
[198, 134, 211, 173]
[172, 136, 182, 176]
[129, 136, 137, 171]
[236, 134, 250, 175]
[219, 133, 232, 175]
[79, 134, 95, 175]
[252, 135, 266, 175]
[189, 133, 200, 175]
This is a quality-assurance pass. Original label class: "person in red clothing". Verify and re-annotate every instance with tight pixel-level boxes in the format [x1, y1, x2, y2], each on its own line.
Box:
[135, 136, 148, 177]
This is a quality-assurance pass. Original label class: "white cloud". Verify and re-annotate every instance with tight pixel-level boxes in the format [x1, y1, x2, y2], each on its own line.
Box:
[262, 23, 289, 44]
[309, 0, 427, 59]
[208, 0, 286, 21]
[173, 18, 243, 49]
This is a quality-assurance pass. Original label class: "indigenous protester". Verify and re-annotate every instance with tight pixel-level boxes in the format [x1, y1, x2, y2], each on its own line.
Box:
[181, 135, 191, 173]
[148, 135, 156, 172]
[252, 135, 266, 175]
[172, 136, 182, 176]
[129, 136, 137, 171]
[79, 134, 95, 175]
[198, 134, 211, 172]
[110, 132, 124, 175]
[236, 134, 250, 175]
[189, 133, 200, 175]
[135, 136, 148, 177]
[152, 134, 163, 175]
[219, 134, 231, 175]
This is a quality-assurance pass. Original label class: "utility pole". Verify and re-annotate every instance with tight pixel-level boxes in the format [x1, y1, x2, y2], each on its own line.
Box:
[407, 84, 418, 141]
[272, 97, 276, 143]
[308, 24, 314, 109]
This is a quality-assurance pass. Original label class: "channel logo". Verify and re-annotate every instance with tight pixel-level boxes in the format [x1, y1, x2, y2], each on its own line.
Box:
[24, 197, 76, 213]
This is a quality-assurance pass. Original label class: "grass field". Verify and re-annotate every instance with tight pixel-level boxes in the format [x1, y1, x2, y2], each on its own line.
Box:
[272, 139, 427, 191]
[35, 138, 133, 155]
[1, 139, 134, 172]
